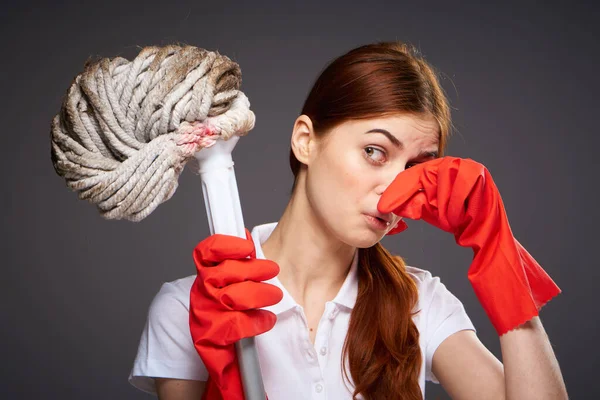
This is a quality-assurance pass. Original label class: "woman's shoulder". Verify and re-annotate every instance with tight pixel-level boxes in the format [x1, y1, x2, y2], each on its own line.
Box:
[147, 274, 196, 316]
[158, 274, 197, 295]
[404, 265, 463, 310]
[404, 265, 439, 290]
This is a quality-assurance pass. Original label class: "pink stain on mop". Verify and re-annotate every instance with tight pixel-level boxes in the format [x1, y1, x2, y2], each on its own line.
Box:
[177, 120, 218, 156]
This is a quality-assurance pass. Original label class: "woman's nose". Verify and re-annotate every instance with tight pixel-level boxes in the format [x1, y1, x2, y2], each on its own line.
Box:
[375, 168, 405, 196]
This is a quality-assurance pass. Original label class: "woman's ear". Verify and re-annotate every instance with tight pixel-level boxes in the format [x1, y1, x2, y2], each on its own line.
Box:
[290, 115, 315, 166]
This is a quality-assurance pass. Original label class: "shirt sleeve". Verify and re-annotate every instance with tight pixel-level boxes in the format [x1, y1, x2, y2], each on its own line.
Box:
[129, 280, 208, 395]
[421, 271, 476, 384]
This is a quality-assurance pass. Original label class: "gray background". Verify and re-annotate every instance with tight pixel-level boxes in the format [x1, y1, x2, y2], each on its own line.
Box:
[2, 1, 597, 399]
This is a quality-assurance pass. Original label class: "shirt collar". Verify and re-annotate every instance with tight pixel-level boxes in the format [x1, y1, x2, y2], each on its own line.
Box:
[251, 222, 359, 315]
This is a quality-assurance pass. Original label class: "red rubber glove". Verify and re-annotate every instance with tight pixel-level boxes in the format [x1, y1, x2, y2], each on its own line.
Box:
[189, 229, 283, 399]
[378, 156, 561, 335]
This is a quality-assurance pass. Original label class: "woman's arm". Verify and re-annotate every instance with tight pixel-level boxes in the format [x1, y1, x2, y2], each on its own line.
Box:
[500, 316, 568, 399]
[155, 378, 206, 400]
[432, 329, 505, 400]
[432, 317, 568, 400]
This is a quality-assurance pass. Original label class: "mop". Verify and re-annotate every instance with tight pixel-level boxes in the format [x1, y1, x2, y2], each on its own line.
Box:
[50, 44, 265, 400]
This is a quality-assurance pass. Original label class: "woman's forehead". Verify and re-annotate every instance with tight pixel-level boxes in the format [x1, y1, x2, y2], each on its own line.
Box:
[333, 114, 440, 144]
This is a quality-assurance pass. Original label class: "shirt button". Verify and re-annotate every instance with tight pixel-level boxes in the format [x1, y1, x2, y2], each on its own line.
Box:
[315, 383, 323, 393]
[319, 347, 327, 356]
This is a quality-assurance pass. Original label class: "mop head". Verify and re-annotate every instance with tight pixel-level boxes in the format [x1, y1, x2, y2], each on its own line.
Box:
[50, 45, 255, 221]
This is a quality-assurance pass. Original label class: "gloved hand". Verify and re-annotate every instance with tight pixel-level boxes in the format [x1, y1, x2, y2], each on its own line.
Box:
[378, 156, 561, 335]
[189, 229, 283, 399]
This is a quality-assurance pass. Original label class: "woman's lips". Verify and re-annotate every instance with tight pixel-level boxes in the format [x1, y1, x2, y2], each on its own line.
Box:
[364, 214, 389, 230]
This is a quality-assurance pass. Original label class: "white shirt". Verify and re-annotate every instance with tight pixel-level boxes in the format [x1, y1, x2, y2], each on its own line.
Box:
[129, 222, 476, 399]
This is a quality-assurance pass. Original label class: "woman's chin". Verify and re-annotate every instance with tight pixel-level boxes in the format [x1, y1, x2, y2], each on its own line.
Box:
[347, 229, 382, 249]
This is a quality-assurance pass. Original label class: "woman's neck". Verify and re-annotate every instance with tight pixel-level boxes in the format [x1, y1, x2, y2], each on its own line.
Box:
[261, 190, 356, 308]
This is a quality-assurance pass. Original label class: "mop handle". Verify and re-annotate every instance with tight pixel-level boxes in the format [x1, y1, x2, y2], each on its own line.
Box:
[195, 137, 266, 400]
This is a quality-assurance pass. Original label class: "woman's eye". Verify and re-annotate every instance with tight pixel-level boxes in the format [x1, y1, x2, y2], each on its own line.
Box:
[364, 147, 386, 164]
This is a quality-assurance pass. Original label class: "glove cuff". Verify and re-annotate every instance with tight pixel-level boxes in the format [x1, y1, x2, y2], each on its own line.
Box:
[468, 240, 561, 336]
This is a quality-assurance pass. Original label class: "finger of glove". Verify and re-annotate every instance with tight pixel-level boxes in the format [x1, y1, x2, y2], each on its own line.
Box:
[379, 156, 498, 235]
[199, 258, 280, 288]
[451, 162, 505, 239]
[393, 157, 488, 233]
[396, 194, 456, 234]
[384, 184, 446, 231]
[378, 156, 452, 213]
[428, 157, 471, 231]
[193, 229, 256, 265]
[425, 157, 496, 233]
[443, 158, 489, 227]
[377, 163, 427, 214]
[215, 281, 284, 311]
[385, 219, 409, 235]
[192, 309, 278, 347]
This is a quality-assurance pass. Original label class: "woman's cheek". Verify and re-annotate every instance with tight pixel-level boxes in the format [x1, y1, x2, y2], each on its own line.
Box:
[348, 155, 373, 188]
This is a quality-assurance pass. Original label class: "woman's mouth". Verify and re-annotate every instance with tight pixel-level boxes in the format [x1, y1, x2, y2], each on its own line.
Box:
[364, 214, 390, 230]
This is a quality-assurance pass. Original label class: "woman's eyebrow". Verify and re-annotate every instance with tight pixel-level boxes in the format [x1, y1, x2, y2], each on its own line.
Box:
[365, 128, 402, 148]
[365, 128, 439, 158]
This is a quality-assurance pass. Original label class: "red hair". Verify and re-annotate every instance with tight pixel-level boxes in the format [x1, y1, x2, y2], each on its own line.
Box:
[289, 42, 452, 399]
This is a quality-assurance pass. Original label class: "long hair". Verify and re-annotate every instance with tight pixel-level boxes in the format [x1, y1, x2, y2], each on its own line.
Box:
[289, 42, 452, 399]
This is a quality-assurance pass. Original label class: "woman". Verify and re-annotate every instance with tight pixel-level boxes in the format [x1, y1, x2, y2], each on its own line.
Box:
[129, 42, 568, 399]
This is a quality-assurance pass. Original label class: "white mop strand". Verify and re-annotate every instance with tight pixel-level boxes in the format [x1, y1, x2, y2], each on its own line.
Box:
[51, 45, 255, 221]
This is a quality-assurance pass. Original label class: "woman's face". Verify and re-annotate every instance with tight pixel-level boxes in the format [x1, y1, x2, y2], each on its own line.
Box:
[303, 113, 440, 248]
